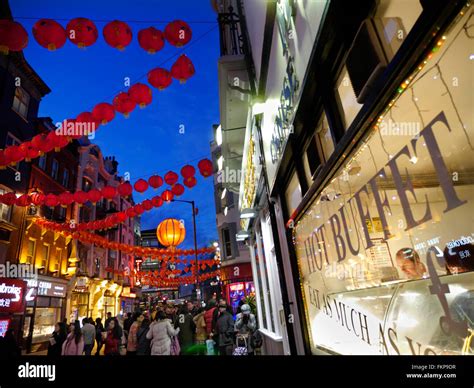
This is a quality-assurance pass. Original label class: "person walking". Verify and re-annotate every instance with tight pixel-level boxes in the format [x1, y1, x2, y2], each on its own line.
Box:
[62, 321, 84, 356]
[204, 299, 217, 337]
[177, 304, 195, 355]
[81, 318, 96, 356]
[123, 312, 133, 340]
[47, 322, 67, 357]
[104, 312, 113, 330]
[94, 318, 105, 356]
[146, 310, 180, 355]
[104, 318, 121, 356]
[235, 304, 257, 355]
[193, 307, 207, 355]
[136, 314, 151, 356]
[215, 300, 235, 356]
[126, 312, 143, 355]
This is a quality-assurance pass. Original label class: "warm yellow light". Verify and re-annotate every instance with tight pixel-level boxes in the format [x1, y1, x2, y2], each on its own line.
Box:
[156, 218, 186, 247]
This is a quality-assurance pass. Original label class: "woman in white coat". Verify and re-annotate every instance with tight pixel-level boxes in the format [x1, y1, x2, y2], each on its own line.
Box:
[146, 310, 180, 355]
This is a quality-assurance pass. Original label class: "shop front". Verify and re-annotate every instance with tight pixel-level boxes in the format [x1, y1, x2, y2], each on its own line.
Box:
[120, 286, 138, 315]
[0, 278, 26, 347]
[22, 275, 68, 353]
[220, 263, 254, 315]
[291, 5, 473, 355]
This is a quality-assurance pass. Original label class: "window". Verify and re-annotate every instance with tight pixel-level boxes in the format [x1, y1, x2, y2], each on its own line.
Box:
[58, 206, 66, 220]
[0, 188, 12, 222]
[52, 248, 61, 276]
[222, 228, 232, 259]
[12, 87, 30, 119]
[285, 171, 302, 216]
[39, 244, 50, 274]
[62, 169, 69, 188]
[51, 159, 59, 180]
[38, 155, 47, 170]
[5, 133, 20, 171]
[25, 239, 36, 265]
[336, 66, 363, 129]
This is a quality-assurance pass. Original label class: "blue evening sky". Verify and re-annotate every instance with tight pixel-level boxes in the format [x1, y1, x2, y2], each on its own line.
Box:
[10, 0, 220, 248]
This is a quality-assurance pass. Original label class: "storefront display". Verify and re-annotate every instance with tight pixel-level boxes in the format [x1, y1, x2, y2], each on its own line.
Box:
[226, 281, 255, 315]
[293, 9, 474, 355]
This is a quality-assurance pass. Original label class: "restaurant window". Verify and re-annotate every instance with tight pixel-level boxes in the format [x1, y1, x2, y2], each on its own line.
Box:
[38, 155, 47, 170]
[32, 299, 63, 345]
[51, 159, 59, 180]
[0, 188, 12, 222]
[12, 86, 30, 119]
[70, 293, 89, 323]
[293, 7, 474, 355]
[62, 169, 69, 188]
[25, 239, 36, 265]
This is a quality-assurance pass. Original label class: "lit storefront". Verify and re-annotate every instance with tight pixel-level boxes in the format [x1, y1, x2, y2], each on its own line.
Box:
[0, 278, 27, 345]
[120, 286, 138, 315]
[288, 3, 473, 355]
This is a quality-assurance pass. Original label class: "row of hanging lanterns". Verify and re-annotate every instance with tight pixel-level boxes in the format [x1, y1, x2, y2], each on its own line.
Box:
[0, 18, 192, 54]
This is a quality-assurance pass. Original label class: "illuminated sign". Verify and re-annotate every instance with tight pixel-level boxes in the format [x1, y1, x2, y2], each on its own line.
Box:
[0, 278, 26, 313]
[229, 283, 244, 292]
[25, 278, 67, 298]
[0, 319, 9, 337]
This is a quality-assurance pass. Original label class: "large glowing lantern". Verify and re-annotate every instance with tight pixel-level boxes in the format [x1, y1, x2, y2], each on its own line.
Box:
[33, 19, 67, 51]
[156, 218, 185, 248]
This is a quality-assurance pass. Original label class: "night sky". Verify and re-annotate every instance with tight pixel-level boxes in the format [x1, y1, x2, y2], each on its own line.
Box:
[10, 0, 220, 248]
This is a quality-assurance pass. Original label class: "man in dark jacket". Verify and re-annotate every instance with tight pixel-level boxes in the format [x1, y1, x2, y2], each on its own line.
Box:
[136, 317, 151, 356]
[177, 304, 196, 354]
[215, 300, 235, 355]
[123, 312, 133, 339]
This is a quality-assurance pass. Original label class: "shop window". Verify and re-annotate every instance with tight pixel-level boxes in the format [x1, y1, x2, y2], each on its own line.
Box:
[51, 159, 59, 180]
[12, 86, 30, 119]
[25, 239, 36, 265]
[71, 293, 89, 322]
[62, 169, 69, 188]
[0, 188, 12, 222]
[293, 8, 474, 355]
[336, 66, 363, 129]
[38, 155, 47, 170]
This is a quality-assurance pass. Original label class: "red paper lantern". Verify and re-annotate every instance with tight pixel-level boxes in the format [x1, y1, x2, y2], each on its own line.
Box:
[161, 190, 174, 202]
[76, 111, 99, 136]
[198, 158, 213, 177]
[5, 145, 25, 164]
[59, 118, 82, 140]
[180, 165, 195, 179]
[142, 199, 153, 211]
[0, 150, 10, 168]
[101, 186, 116, 199]
[103, 20, 133, 50]
[44, 193, 59, 207]
[1, 192, 17, 206]
[0, 20, 28, 54]
[134, 204, 145, 215]
[33, 19, 67, 51]
[30, 192, 45, 206]
[128, 83, 152, 108]
[138, 27, 164, 54]
[148, 175, 163, 189]
[134, 179, 149, 193]
[183, 176, 197, 188]
[58, 191, 74, 207]
[112, 92, 136, 118]
[116, 212, 127, 223]
[148, 68, 172, 90]
[92, 102, 115, 125]
[164, 171, 179, 186]
[31, 133, 54, 155]
[20, 142, 40, 161]
[164, 20, 192, 47]
[126, 207, 136, 217]
[16, 194, 31, 207]
[73, 191, 88, 206]
[117, 182, 133, 197]
[151, 195, 163, 208]
[87, 189, 102, 204]
[171, 183, 184, 196]
[66, 18, 98, 48]
[170, 54, 195, 83]
[46, 131, 69, 152]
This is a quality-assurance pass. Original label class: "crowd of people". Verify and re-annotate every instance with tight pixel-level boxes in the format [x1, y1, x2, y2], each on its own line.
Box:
[0, 297, 257, 357]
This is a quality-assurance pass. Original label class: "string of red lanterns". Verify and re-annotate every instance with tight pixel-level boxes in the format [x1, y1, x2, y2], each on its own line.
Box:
[0, 18, 192, 54]
[0, 55, 196, 169]
[0, 158, 212, 208]
[139, 270, 221, 288]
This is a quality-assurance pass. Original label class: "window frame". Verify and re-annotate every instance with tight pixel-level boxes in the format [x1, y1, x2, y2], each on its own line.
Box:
[12, 86, 30, 120]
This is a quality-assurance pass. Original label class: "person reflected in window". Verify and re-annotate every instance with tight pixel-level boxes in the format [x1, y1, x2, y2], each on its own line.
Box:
[396, 248, 427, 280]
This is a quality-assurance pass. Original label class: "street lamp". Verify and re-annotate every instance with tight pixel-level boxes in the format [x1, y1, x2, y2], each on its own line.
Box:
[170, 199, 201, 302]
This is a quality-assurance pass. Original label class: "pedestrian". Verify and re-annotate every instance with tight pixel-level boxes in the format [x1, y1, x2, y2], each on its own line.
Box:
[123, 312, 133, 340]
[62, 320, 84, 356]
[235, 304, 257, 355]
[47, 322, 67, 357]
[95, 318, 105, 355]
[177, 304, 195, 354]
[187, 301, 198, 317]
[204, 299, 217, 337]
[104, 318, 121, 356]
[146, 310, 180, 355]
[81, 317, 95, 356]
[136, 314, 151, 356]
[126, 312, 144, 355]
[0, 329, 20, 357]
[215, 300, 235, 356]
[193, 307, 207, 355]
[104, 312, 113, 330]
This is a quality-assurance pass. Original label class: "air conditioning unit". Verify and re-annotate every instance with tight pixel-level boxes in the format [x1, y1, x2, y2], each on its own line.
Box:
[346, 17, 406, 104]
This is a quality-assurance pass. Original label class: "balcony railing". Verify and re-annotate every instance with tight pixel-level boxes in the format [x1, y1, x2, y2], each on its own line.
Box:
[218, 5, 245, 56]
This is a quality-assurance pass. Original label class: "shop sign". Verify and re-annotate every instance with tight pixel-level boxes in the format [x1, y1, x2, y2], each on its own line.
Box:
[74, 277, 89, 292]
[0, 318, 9, 337]
[229, 283, 244, 291]
[25, 278, 67, 298]
[0, 278, 26, 313]
[121, 287, 136, 299]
